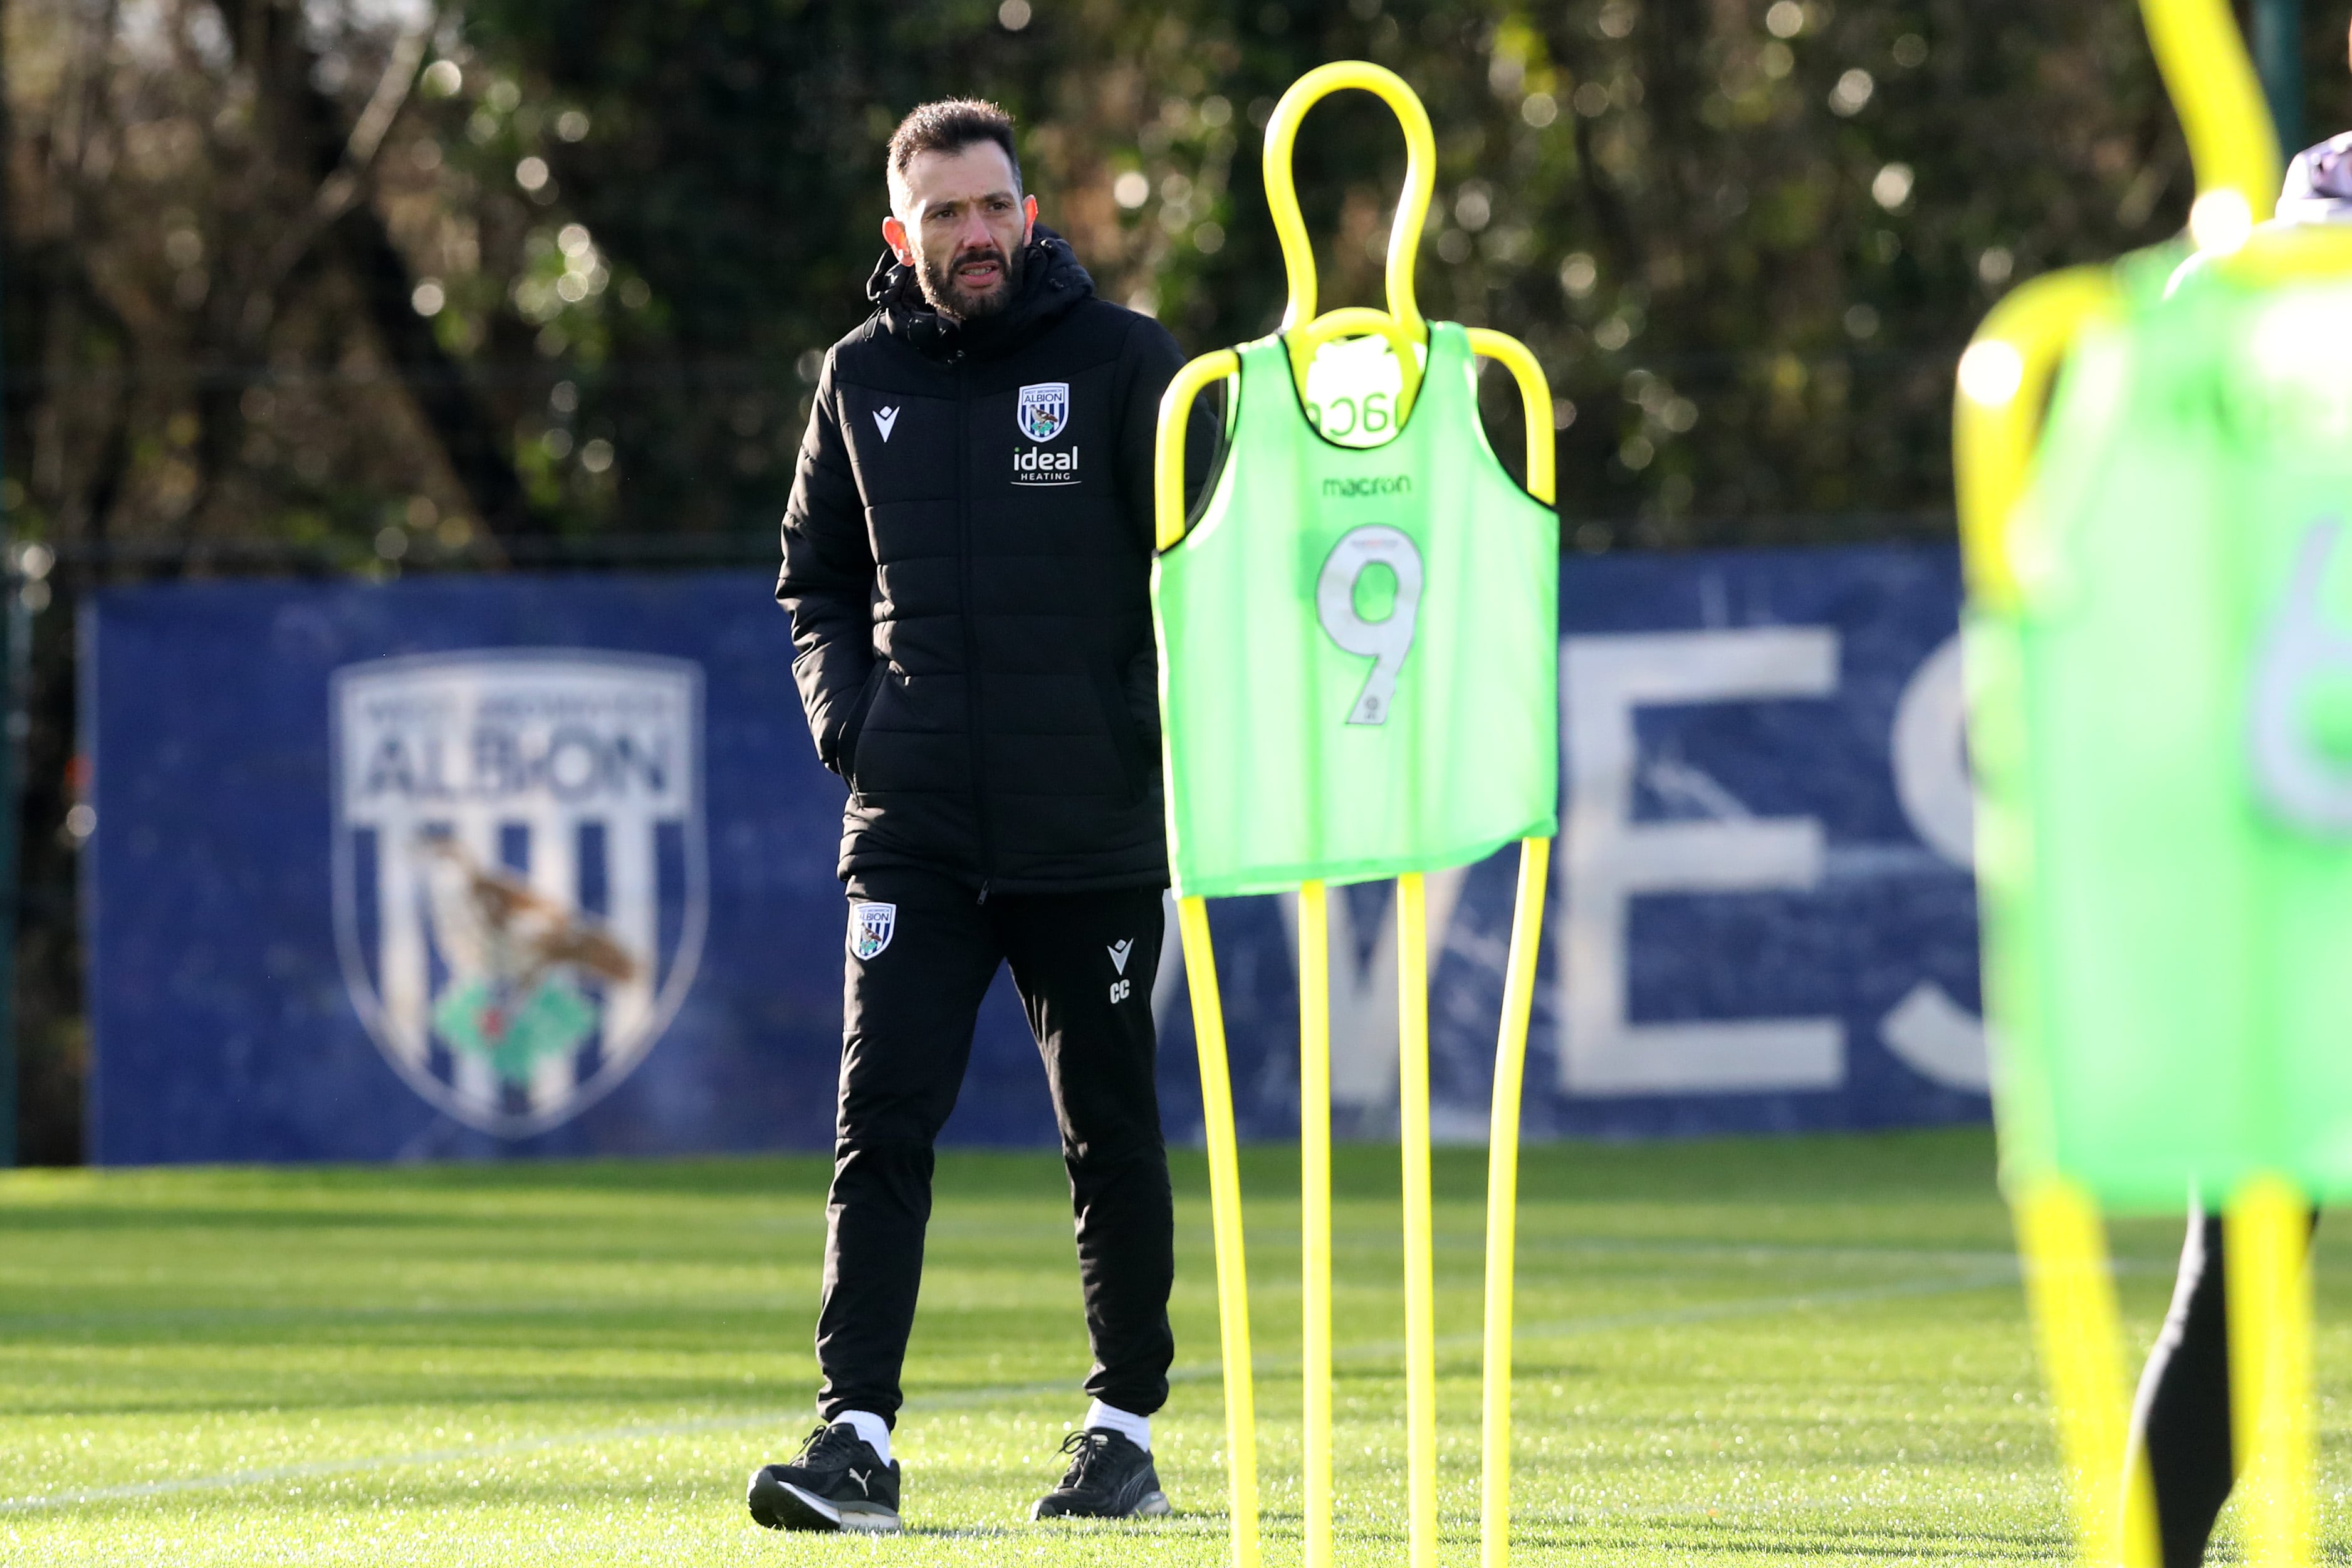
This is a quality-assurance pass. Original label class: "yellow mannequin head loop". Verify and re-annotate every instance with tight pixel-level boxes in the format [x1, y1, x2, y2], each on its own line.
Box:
[2138, 0, 2281, 249]
[1262, 61, 1436, 423]
[1262, 60, 1436, 341]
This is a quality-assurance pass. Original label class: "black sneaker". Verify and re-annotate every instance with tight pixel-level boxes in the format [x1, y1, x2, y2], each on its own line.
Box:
[1031, 1428, 1171, 1520]
[747, 1423, 902, 1533]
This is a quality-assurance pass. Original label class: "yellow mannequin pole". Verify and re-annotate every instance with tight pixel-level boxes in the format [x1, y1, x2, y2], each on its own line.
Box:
[2225, 1176, 2313, 1568]
[1396, 872, 1437, 1568]
[1297, 881, 1334, 1568]
[1179, 895, 1260, 1568]
[1480, 837, 1551, 1568]
[1469, 311, 1557, 1568]
[2012, 1179, 2157, 1568]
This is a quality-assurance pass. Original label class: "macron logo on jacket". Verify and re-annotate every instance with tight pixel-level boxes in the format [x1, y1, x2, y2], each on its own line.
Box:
[873, 407, 900, 442]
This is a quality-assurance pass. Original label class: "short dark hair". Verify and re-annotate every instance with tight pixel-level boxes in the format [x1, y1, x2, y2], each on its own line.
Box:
[887, 99, 1022, 205]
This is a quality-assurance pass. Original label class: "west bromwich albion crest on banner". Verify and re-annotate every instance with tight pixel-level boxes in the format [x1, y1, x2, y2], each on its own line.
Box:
[1017, 382, 1070, 442]
[331, 651, 708, 1137]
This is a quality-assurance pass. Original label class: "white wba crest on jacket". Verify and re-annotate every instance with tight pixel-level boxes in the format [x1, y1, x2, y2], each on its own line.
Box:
[1017, 381, 1070, 442]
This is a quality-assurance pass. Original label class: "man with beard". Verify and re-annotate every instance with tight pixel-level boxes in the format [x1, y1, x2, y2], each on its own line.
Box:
[749, 99, 1209, 1534]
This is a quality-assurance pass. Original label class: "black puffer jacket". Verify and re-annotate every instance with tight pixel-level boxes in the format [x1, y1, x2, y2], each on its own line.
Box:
[777, 226, 1201, 893]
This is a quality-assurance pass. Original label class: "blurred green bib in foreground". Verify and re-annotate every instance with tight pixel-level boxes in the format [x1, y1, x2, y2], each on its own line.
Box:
[1152, 321, 1559, 899]
[1973, 244, 2352, 1210]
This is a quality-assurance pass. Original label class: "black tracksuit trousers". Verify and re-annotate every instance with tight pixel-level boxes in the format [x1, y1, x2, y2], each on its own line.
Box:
[2126, 1205, 2321, 1566]
[814, 863, 1174, 1429]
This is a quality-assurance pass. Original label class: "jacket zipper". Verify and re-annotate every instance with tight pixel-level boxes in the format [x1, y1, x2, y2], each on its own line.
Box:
[954, 355, 996, 904]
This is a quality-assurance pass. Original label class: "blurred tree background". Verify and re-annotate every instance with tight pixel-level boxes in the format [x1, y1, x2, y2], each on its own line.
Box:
[4, 0, 2348, 1159]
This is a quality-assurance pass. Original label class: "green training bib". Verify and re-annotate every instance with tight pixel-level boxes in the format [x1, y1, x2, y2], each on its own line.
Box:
[1972, 243, 2352, 1210]
[1152, 321, 1559, 899]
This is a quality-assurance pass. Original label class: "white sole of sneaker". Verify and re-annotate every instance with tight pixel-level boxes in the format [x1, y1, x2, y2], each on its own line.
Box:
[1033, 1488, 1173, 1521]
[759, 1478, 902, 1535]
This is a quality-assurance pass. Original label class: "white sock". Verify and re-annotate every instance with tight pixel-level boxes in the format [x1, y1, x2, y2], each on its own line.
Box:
[832, 1409, 892, 1466]
[1083, 1399, 1150, 1452]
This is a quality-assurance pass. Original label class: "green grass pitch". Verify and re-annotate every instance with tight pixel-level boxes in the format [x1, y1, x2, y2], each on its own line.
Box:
[1, 1128, 2338, 1564]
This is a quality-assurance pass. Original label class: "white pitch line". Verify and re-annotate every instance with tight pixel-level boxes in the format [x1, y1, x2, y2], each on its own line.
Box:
[0, 1241, 2049, 1335]
[0, 1268, 2023, 1513]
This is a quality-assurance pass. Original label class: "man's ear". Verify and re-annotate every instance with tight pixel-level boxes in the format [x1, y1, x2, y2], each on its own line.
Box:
[1022, 194, 1038, 244]
[882, 214, 914, 266]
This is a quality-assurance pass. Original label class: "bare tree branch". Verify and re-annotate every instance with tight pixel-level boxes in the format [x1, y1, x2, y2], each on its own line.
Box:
[253, 13, 432, 315]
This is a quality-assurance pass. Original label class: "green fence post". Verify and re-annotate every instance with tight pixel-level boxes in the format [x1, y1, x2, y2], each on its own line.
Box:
[0, 67, 14, 1164]
[2254, 0, 2305, 159]
[0, 547, 24, 1168]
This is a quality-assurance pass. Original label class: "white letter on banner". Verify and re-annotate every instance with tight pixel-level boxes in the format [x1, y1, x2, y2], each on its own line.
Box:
[1877, 633, 1991, 1092]
[1559, 629, 1844, 1095]
[1277, 869, 1470, 1112]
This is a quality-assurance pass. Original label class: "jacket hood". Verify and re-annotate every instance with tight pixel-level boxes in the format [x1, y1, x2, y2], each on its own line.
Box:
[2280, 132, 2352, 225]
[865, 222, 1096, 358]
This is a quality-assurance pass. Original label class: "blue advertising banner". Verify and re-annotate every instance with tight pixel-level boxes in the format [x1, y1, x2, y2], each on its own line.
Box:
[85, 546, 1984, 1164]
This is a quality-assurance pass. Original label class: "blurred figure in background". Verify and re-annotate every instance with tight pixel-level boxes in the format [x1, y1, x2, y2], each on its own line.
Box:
[2278, 26, 2352, 224]
[2123, 19, 2352, 1565]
